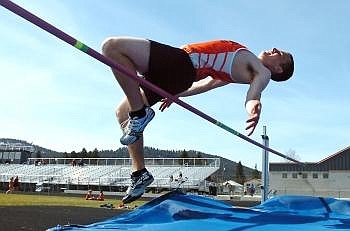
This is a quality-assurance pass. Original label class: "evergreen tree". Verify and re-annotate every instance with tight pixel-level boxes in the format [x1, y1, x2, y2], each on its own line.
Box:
[80, 148, 87, 157]
[179, 149, 189, 165]
[87, 148, 100, 164]
[91, 148, 99, 158]
[235, 161, 246, 185]
[70, 151, 77, 158]
[195, 152, 204, 166]
[35, 150, 42, 159]
[79, 148, 88, 159]
[63, 152, 69, 158]
[179, 150, 189, 158]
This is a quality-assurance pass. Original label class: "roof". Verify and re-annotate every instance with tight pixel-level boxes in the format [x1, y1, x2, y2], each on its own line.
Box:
[244, 178, 261, 184]
[317, 146, 350, 164]
[270, 146, 350, 171]
[223, 180, 242, 186]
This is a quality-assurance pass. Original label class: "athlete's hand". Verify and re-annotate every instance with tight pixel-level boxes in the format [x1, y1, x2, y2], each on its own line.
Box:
[159, 98, 173, 112]
[245, 100, 261, 136]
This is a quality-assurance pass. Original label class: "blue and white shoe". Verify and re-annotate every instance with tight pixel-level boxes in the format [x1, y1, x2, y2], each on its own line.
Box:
[120, 107, 155, 145]
[122, 170, 154, 204]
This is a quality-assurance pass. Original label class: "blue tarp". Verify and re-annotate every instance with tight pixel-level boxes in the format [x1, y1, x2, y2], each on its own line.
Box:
[49, 191, 350, 231]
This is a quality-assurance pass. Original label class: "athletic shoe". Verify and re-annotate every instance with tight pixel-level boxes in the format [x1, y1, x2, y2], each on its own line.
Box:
[120, 107, 155, 145]
[122, 170, 154, 204]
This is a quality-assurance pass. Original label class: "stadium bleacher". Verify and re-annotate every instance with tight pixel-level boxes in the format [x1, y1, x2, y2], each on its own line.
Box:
[0, 157, 220, 192]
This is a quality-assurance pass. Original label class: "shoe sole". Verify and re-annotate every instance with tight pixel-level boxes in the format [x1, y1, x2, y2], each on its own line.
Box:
[122, 177, 154, 204]
[120, 134, 140, 145]
[122, 194, 142, 204]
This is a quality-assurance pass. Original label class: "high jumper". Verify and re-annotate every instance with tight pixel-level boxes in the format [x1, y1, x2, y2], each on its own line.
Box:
[101, 38, 294, 203]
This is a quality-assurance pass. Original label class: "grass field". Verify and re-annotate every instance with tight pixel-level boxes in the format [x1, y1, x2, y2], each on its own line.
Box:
[0, 193, 145, 208]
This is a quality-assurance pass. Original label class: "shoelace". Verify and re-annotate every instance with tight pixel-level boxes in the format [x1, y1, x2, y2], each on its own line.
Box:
[129, 176, 138, 189]
[130, 173, 150, 189]
[128, 118, 142, 131]
[121, 119, 143, 136]
[120, 119, 129, 129]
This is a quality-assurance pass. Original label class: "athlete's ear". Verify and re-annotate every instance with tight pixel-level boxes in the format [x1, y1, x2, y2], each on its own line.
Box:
[274, 65, 283, 74]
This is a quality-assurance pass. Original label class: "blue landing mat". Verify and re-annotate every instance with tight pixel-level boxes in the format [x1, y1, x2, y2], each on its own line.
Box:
[49, 191, 350, 231]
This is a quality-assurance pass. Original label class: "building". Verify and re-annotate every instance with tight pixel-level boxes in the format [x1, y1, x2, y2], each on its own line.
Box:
[269, 146, 350, 198]
[0, 142, 35, 164]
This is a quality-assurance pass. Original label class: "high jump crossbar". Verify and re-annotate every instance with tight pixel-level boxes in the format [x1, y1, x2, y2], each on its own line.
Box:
[0, 0, 304, 165]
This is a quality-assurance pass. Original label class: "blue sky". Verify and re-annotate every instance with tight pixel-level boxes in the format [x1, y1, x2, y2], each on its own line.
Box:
[0, 0, 349, 169]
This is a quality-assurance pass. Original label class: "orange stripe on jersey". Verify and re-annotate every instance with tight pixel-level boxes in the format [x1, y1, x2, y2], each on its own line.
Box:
[182, 40, 247, 82]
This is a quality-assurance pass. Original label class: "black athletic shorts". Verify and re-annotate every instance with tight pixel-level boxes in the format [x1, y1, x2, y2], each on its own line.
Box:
[140, 40, 196, 106]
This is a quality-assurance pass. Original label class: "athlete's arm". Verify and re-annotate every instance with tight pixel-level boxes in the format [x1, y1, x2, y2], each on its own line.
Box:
[245, 99, 262, 136]
[159, 77, 228, 111]
[245, 70, 270, 136]
[179, 77, 228, 97]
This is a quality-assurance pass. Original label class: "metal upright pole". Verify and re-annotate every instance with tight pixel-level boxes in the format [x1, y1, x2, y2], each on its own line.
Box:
[261, 126, 269, 203]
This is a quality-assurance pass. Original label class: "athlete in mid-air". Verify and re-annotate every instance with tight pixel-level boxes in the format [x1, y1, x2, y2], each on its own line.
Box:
[101, 37, 294, 203]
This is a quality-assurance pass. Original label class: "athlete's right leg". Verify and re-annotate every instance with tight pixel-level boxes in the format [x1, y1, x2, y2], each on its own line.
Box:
[116, 96, 154, 204]
[101, 36, 150, 112]
[102, 37, 154, 145]
[116, 97, 146, 172]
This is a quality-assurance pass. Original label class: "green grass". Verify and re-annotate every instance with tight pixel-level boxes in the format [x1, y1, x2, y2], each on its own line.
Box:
[0, 193, 145, 208]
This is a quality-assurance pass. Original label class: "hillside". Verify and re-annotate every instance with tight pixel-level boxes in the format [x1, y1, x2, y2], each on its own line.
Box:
[0, 138, 59, 157]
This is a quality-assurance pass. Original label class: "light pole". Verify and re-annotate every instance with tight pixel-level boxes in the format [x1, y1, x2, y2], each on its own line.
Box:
[261, 126, 269, 203]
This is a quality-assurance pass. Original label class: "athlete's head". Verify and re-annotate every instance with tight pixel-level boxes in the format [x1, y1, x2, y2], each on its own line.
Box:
[259, 48, 294, 81]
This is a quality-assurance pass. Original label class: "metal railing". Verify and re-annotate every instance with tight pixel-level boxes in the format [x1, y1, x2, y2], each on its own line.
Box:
[27, 157, 220, 167]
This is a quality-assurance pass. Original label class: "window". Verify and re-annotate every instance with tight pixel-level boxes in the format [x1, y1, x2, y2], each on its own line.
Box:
[3, 152, 9, 160]
[302, 173, 308, 179]
[312, 173, 318, 179]
[8, 152, 15, 160]
[282, 173, 287, 178]
[323, 173, 329, 179]
[292, 173, 298, 179]
[14, 152, 21, 160]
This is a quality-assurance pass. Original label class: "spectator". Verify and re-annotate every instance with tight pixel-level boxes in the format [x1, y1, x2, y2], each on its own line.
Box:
[97, 190, 105, 201]
[249, 184, 256, 196]
[85, 189, 95, 200]
[13, 176, 19, 191]
[169, 175, 174, 190]
[78, 158, 84, 167]
[6, 177, 14, 194]
[176, 172, 186, 184]
[177, 172, 183, 182]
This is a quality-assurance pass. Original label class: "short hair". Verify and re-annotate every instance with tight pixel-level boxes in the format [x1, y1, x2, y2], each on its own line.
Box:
[271, 53, 294, 82]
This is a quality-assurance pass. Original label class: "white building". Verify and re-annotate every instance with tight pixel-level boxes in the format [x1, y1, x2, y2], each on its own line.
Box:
[0, 142, 34, 164]
[269, 146, 350, 198]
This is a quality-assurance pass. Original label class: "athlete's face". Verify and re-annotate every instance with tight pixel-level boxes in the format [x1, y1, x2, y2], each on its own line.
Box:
[259, 48, 286, 61]
[259, 48, 291, 73]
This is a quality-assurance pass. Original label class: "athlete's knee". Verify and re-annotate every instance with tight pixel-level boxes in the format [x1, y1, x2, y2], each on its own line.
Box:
[101, 37, 125, 57]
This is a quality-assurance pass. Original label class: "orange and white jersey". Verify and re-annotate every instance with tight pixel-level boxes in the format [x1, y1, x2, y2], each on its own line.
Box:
[182, 40, 247, 82]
